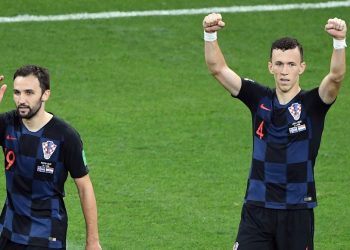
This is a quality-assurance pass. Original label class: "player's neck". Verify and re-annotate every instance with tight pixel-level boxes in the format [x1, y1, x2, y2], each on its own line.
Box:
[22, 110, 53, 132]
[276, 85, 301, 105]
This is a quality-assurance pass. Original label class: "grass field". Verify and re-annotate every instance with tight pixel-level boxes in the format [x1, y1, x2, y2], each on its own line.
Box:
[0, 1, 349, 249]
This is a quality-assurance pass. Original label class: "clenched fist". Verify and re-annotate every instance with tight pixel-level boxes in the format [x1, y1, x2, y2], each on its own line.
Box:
[325, 17, 347, 40]
[203, 13, 225, 33]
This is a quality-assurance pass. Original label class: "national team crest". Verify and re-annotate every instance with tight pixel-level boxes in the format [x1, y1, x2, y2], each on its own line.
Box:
[288, 102, 302, 121]
[42, 141, 57, 160]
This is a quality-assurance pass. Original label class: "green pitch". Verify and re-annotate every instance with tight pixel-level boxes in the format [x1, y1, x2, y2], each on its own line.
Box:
[0, 1, 349, 249]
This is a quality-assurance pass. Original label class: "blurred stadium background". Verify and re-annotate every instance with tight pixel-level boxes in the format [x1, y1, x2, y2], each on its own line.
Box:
[0, 0, 349, 249]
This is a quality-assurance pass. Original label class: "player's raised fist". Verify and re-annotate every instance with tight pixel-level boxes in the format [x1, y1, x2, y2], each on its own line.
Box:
[0, 75, 7, 103]
[203, 13, 225, 33]
[325, 17, 347, 39]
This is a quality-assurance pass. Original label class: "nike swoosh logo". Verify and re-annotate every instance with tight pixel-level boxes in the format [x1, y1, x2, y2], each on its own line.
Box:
[260, 104, 271, 111]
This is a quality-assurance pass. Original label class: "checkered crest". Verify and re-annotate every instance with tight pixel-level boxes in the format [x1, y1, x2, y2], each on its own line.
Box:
[42, 141, 57, 160]
[288, 102, 302, 121]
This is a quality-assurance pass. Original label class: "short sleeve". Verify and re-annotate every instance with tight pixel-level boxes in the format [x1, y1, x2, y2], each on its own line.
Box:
[234, 77, 273, 113]
[0, 113, 7, 146]
[63, 129, 89, 178]
[0, 111, 18, 147]
[302, 87, 333, 117]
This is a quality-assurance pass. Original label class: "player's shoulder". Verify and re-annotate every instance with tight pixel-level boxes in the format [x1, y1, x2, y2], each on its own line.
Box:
[240, 77, 274, 95]
[300, 87, 319, 96]
[300, 86, 333, 108]
[241, 77, 256, 85]
[0, 110, 20, 124]
[49, 115, 82, 139]
[0, 110, 18, 119]
[242, 77, 270, 89]
[299, 87, 322, 102]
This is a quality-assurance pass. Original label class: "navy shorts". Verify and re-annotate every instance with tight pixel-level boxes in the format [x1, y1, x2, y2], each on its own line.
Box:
[234, 204, 314, 250]
[0, 235, 66, 250]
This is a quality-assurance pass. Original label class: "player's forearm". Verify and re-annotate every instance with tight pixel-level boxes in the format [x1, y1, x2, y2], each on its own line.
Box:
[328, 48, 346, 84]
[84, 202, 100, 245]
[205, 40, 228, 77]
[78, 183, 100, 245]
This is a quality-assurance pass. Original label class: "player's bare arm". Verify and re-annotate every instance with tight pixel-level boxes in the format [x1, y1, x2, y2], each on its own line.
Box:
[203, 13, 242, 96]
[75, 175, 102, 250]
[319, 17, 347, 104]
[0, 75, 7, 103]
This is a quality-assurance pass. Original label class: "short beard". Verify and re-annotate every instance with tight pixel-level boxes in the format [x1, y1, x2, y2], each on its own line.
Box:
[16, 101, 42, 120]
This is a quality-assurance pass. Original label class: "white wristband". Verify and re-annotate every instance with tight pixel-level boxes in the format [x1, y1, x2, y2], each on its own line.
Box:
[333, 38, 347, 49]
[204, 31, 217, 42]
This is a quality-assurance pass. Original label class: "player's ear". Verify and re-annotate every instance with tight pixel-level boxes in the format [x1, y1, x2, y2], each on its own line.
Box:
[299, 61, 306, 75]
[41, 89, 51, 102]
[268, 61, 274, 74]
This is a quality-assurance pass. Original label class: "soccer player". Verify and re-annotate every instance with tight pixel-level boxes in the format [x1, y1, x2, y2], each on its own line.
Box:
[203, 13, 346, 250]
[0, 65, 102, 250]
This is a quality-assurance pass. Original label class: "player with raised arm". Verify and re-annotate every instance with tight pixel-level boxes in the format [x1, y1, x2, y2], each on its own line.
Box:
[203, 13, 346, 250]
[0, 66, 102, 250]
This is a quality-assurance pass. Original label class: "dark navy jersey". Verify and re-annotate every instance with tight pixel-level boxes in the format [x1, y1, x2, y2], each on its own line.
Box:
[0, 110, 89, 248]
[235, 78, 332, 209]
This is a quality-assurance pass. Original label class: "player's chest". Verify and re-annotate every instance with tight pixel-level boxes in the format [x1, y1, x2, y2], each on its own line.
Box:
[255, 100, 309, 140]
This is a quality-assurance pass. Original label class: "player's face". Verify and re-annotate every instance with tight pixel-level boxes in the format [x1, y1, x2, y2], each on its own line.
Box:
[13, 75, 50, 119]
[268, 48, 306, 93]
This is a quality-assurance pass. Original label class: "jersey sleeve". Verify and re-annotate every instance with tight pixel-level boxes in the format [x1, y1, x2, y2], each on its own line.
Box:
[302, 87, 333, 116]
[0, 113, 7, 146]
[233, 77, 272, 113]
[0, 111, 17, 147]
[63, 128, 89, 178]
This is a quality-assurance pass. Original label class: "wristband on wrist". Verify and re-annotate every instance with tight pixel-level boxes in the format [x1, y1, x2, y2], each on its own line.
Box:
[204, 31, 217, 42]
[333, 38, 347, 49]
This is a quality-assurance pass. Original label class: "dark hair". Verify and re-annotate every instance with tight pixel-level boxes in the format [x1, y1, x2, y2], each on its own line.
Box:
[13, 65, 50, 92]
[270, 37, 304, 62]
